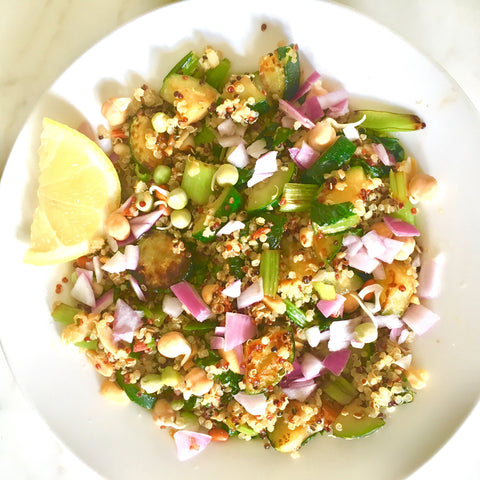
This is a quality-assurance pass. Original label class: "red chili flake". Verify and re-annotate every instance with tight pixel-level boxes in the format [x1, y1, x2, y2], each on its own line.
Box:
[398, 284, 406, 292]
[248, 116, 256, 123]
[279, 197, 287, 206]
[55, 284, 63, 294]
[133, 341, 148, 352]
[411, 207, 418, 215]
[62, 277, 69, 283]
[225, 244, 233, 251]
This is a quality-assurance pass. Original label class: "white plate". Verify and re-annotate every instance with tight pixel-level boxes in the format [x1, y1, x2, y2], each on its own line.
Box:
[1, 1, 479, 479]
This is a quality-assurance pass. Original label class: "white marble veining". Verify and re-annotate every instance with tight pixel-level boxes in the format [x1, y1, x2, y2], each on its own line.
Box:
[0, 1, 479, 479]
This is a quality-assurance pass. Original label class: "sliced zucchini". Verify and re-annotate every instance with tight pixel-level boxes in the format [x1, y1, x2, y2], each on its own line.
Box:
[311, 201, 360, 235]
[378, 260, 416, 316]
[301, 136, 356, 185]
[137, 231, 191, 290]
[259, 44, 300, 100]
[206, 58, 231, 91]
[318, 165, 377, 206]
[244, 162, 295, 212]
[322, 375, 357, 405]
[160, 73, 219, 125]
[332, 407, 385, 439]
[312, 233, 343, 265]
[223, 74, 270, 113]
[192, 185, 243, 242]
[181, 156, 217, 205]
[165, 51, 203, 78]
[267, 400, 312, 453]
[129, 114, 162, 171]
[315, 269, 363, 295]
[244, 325, 294, 394]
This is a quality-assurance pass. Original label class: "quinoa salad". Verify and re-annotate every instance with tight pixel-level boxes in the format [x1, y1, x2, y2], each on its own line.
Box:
[49, 43, 441, 459]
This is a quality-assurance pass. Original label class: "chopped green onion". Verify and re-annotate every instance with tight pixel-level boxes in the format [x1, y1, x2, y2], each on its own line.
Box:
[350, 110, 426, 133]
[260, 250, 280, 297]
[51, 303, 81, 325]
[206, 58, 231, 91]
[283, 299, 309, 328]
[279, 183, 319, 212]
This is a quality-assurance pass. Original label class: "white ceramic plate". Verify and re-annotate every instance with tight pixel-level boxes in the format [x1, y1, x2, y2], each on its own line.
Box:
[1, 1, 480, 479]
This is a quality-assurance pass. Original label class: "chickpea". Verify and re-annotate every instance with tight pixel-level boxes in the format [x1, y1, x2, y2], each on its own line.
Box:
[85, 350, 113, 377]
[218, 348, 242, 374]
[105, 212, 131, 241]
[370, 222, 394, 239]
[152, 399, 177, 427]
[299, 226, 314, 248]
[307, 120, 337, 153]
[408, 173, 438, 202]
[185, 367, 214, 396]
[157, 331, 191, 367]
[343, 292, 360, 314]
[101, 97, 131, 126]
[100, 379, 129, 405]
[201, 284, 219, 305]
[393, 236, 416, 261]
[306, 80, 329, 98]
[405, 368, 429, 390]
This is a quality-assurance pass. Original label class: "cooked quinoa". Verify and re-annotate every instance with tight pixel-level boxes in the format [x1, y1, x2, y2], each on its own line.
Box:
[52, 43, 439, 459]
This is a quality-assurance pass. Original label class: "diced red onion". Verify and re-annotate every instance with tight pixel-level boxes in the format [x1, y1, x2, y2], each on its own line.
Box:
[247, 171, 273, 188]
[299, 96, 325, 122]
[216, 220, 245, 237]
[373, 314, 403, 330]
[217, 118, 237, 137]
[254, 151, 278, 174]
[246, 139, 267, 159]
[101, 251, 127, 274]
[227, 142, 249, 168]
[417, 253, 445, 299]
[372, 143, 396, 166]
[376, 237, 404, 264]
[124, 244, 139, 270]
[232, 344, 245, 374]
[128, 275, 146, 301]
[305, 325, 323, 347]
[300, 352, 324, 380]
[361, 230, 403, 264]
[91, 289, 114, 314]
[112, 299, 143, 343]
[316, 89, 349, 111]
[347, 246, 381, 273]
[327, 98, 349, 118]
[291, 71, 322, 102]
[163, 288, 192, 319]
[118, 194, 135, 214]
[209, 336, 225, 350]
[92, 256, 103, 283]
[317, 294, 346, 318]
[281, 379, 317, 401]
[280, 359, 304, 386]
[237, 278, 264, 309]
[224, 312, 257, 351]
[278, 99, 315, 129]
[71, 272, 96, 307]
[173, 430, 211, 461]
[129, 210, 164, 239]
[218, 135, 244, 148]
[106, 234, 119, 253]
[233, 392, 267, 416]
[328, 317, 361, 352]
[76, 268, 93, 284]
[288, 142, 318, 169]
[394, 354, 412, 370]
[384, 216, 420, 237]
[214, 326, 226, 336]
[323, 349, 351, 376]
[281, 116, 296, 129]
[170, 281, 212, 322]
[221, 279, 242, 298]
[402, 303, 440, 336]
[390, 326, 409, 344]
[372, 263, 386, 281]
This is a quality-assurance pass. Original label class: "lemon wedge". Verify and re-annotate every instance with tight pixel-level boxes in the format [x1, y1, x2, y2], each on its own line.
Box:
[24, 118, 121, 265]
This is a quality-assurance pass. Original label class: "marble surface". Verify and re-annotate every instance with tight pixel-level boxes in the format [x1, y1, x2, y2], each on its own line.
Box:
[1, 0, 479, 479]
